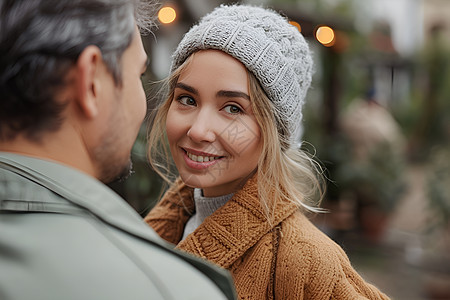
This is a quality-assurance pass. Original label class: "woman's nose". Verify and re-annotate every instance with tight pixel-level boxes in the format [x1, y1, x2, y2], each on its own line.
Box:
[187, 110, 216, 143]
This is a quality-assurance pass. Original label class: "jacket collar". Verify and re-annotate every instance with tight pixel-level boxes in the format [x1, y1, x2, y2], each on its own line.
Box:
[175, 175, 299, 269]
[0, 152, 164, 243]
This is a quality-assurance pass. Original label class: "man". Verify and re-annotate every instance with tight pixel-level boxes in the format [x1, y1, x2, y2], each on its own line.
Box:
[0, 1, 235, 299]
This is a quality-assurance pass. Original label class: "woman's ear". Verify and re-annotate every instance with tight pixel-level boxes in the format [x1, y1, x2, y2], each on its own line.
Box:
[75, 45, 104, 119]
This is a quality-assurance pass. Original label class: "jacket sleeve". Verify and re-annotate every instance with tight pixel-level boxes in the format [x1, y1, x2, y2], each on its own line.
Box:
[328, 244, 390, 300]
[275, 216, 390, 300]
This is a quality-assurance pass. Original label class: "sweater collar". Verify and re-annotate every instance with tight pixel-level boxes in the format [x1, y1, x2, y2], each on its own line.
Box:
[176, 174, 299, 269]
[181, 189, 234, 240]
[192, 188, 234, 222]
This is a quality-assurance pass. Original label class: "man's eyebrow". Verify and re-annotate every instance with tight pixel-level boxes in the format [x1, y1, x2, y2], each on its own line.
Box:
[175, 82, 199, 95]
[217, 90, 250, 100]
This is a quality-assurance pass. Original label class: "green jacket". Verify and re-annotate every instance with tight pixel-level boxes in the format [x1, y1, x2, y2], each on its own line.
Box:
[0, 152, 236, 300]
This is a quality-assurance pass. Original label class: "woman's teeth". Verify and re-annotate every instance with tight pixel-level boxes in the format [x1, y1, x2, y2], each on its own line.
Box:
[187, 152, 221, 162]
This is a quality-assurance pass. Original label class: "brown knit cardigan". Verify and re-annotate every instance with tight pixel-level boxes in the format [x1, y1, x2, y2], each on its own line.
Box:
[145, 176, 390, 300]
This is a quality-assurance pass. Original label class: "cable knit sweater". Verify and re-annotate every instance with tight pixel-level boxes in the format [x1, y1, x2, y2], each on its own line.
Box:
[145, 176, 390, 300]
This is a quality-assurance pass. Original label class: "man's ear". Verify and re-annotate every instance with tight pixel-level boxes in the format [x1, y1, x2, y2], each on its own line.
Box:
[76, 46, 104, 119]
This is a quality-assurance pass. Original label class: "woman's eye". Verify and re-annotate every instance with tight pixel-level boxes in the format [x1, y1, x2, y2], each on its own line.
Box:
[224, 105, 242, 114]
[178, 96, 196, 106]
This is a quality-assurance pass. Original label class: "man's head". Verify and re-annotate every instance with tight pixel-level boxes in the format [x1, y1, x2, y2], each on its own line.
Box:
[0, 0, 156, 183]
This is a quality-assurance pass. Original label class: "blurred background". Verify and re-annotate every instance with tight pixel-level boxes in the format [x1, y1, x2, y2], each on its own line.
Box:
[109, 0, 450, 298]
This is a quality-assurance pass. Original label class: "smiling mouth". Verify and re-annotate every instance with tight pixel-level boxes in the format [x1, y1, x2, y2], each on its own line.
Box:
[184, 150, 224, 162]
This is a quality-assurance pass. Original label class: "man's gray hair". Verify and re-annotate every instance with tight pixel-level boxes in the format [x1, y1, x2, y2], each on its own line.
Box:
[0, 0, 157, 140]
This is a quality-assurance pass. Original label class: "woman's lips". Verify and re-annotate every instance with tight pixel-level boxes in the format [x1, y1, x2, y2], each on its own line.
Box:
[181, 147, 225, 170]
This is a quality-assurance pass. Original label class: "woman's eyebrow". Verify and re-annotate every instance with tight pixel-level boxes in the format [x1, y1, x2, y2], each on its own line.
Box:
[175, 82, 198, 95]
[217, 90, 250, 100]
[175, 83, 250, 101]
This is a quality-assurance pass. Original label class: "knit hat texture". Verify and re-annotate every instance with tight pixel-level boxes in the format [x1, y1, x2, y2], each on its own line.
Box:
[171, 4, 313, 147]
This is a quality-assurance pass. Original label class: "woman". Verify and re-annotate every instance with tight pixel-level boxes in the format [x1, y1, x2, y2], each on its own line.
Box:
[145, 4, 390, 299]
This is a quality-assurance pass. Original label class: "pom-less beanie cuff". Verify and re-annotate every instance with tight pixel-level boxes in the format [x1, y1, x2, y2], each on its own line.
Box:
[171, 4, 313, 147]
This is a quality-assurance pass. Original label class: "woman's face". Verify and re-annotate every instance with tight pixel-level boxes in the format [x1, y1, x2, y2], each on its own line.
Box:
[166, 50, 262, 197]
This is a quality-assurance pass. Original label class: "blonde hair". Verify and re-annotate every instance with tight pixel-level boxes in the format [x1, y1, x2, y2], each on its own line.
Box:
[148, 53, 326, 221]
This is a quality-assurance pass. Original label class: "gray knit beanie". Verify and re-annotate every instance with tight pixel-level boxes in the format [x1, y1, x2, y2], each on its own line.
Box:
[171, 4, 313, 148]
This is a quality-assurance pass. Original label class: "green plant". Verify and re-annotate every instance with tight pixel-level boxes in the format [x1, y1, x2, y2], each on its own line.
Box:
[427, 147, 450, 231]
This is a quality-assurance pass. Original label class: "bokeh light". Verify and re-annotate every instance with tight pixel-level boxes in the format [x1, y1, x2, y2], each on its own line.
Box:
[158, 6, 176, 24]
[316, 25, 335, 47]
[289, 20, 302, 33]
